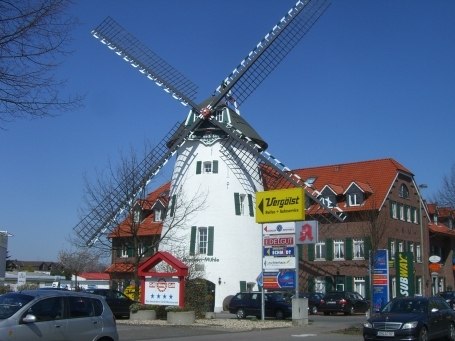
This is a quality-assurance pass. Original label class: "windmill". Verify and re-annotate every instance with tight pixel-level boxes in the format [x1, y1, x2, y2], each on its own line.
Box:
[75, 0, 346, 311]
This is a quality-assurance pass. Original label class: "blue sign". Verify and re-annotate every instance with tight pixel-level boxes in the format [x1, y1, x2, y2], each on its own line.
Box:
[372, 249, 389, 311]
[262, 270, 296, 289]
[263, 246, 295, 257]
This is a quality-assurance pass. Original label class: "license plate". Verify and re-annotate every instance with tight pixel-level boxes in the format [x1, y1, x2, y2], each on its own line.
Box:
[377, 331, 394, 337]
[327, 301, 336, 304]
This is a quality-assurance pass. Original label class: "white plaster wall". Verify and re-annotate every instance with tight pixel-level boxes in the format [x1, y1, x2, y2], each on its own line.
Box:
[163, 138, 264, 312]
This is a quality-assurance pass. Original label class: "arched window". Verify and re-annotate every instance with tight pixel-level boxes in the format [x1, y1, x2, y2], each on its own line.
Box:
[399, 184, 409, 199]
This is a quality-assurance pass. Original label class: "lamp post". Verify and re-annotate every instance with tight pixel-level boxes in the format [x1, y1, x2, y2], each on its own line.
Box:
[419, 184, 427, 296]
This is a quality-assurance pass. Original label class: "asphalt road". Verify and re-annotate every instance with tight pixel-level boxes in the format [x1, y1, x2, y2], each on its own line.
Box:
[117, 313, 366, 341]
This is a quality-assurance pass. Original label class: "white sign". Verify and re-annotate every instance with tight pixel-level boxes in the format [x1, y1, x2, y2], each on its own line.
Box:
[144, 277, 179, 306]
[429, 255, 441, 263]
[263, 222, 296, 235]
[263, 256, 296, 269]
[17, 272, 26, 286]
[295, 220, 318, 244]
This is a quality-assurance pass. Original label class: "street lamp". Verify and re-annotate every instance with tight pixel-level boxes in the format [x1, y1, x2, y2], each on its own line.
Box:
[419, 184, 427, 296]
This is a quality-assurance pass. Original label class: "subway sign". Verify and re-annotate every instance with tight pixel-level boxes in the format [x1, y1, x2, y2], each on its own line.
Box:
[256, 188, 305, 223]
[395, 252, 414, 297]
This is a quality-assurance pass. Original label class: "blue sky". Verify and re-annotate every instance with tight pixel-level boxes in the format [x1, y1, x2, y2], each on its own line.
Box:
[1, 0, 454, 262]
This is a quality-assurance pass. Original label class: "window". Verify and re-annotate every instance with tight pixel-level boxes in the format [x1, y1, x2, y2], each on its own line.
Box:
[121, 245, 128, 258]
[409, 242, 414, 260]
[334, 239, 344, 259]
[315, 242, 326, 260]
[416, 277, 422, 295]
[406, 206, 412, 222]
[390, 240, 396, 260]
[215, 110, 223, 122]
[239, 194, 245, 215]
[68, 296, 94, 318]
[234, 193, 254, 216]
[416, 243, 421, 262]
[412, 207, 419, 224]
[321, 195, 335, 208]
[28, 297, 64, 321]
[354, 277, 366, 298]
[154, 209, 162, 222]
[198, 227, 208, 254]
[305, 177, 317, 186]
[391, 201, 397, 219]
[399, 204, 404, 221]
[353, 238, 365, 259]
[204, 161, 212, 173]
[398, 241, 403, 253]
[133, 210, 141, 223]
[399, 184, 410, 199]
[347, 193, 361, 206]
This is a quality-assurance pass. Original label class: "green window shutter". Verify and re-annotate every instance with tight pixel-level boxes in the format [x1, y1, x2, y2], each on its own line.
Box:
[398, 203, 402, 219]
[308, 276, 314, 292]
[346, 276, 353, 291]
[326, 238, 333, 261]
[212, 160, 218, 174]
[389, 200, 394, 218]
[365, 237, 371, 260]
[404, 205, 409, 221]
[366, 275, 370, 299]
[190, 226, 197, 255]
[196, 161, 202, 174]
[297, 244, 303, 261]
[240, 281, 247, 292]
[127, 246, 133, 257]
[346, 237, 353, 260]
[325, 276, 333, 292]
[234, 193, 241, 215]
[248, 194, 254, 217]
[207, 226, 214, 256]
[307, 244, 314, 261]
[170, 195, 176, 217]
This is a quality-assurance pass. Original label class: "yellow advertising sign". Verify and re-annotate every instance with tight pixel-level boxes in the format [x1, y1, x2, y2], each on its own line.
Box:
[256, 188, 305, 223]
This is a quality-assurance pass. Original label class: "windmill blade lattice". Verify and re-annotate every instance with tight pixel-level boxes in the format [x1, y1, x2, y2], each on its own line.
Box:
[74, 118, 205, 245]
[92, 17, 199, 109]
[211, 0, 330, 110]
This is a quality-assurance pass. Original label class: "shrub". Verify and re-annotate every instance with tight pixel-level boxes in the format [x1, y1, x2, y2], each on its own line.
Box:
[129, 303, 157, 313]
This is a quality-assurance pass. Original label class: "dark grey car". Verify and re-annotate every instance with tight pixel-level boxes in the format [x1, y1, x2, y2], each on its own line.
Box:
[320, 291, 369, 315]
[82, 289, 137, 318]
[0, 289, 118, 341]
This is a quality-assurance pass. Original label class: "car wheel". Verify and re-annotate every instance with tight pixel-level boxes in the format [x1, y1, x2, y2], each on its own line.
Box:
[275, 309, 284, 320]
[310, 305, 318, 315]
[418, 326, 428, 341]
[447, 323, 455, 341]
[323, 312, 330, 316]
[236, 308, 246, 319]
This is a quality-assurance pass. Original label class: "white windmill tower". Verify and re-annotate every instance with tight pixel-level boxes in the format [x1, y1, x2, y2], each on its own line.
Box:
[74, 0, 346, 313]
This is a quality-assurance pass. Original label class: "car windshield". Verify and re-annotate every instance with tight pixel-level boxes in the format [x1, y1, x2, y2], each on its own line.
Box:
[439, 292, 453, 299]
[324, 293, 343, 300]
[267, 293, 287, 302]
[382, 299, 427, 314]
[0, 293, 35, 319]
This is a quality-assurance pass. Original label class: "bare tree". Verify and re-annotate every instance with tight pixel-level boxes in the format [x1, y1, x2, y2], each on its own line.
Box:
[0, 0, 84, 127]
[431, 163, 455, 208]
[71, 143, 207, 300]
[58, 248, 101, 289]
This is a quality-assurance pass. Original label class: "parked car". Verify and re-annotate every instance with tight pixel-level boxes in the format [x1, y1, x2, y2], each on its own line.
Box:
[295, 292, 324, 315]
[363, 296, 455, 341]
[437, 291, 455, 309]
[228, 291, 292, 320]
[319, 291, 369, 315]
[82, 288, 137, 318]
[0, 289, 118, 341]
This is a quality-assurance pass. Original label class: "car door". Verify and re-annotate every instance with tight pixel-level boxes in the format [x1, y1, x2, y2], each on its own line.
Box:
[65, 296, 103, 341]
[12, 297, 67, 341]
[110, 290, 133, 316]
[353, 292, 368, 312]
[427, 298, 445, 339]
[249, 293, 262, 317]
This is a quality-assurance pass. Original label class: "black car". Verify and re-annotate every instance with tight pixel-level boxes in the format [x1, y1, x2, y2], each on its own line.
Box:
[82, 288, 137, 318]
[228, 291, 292, 320]
[296, 292, 324, 315]
[438, 291, 455, 309]
[320, 291, 369, 315]
[363, 296, 455, 341]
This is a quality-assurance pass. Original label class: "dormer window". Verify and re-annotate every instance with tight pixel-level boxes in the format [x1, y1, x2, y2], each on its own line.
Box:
[154, 209, 163, 222]
[133, 210, 141, 223]
[347, 193, 362, 206]
[399, 184, 409, 199]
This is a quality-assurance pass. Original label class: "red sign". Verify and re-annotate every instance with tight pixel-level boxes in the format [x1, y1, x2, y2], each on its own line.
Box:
[429, 263, 441, 272]
[263, 234, 294, 246]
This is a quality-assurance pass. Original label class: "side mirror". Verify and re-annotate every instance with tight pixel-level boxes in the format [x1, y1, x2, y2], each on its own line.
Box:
[431, 308, 439, 314]
[22, 314, 37, 323]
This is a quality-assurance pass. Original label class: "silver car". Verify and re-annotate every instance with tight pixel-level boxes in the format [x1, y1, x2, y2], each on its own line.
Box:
[0, 289, 119, 341]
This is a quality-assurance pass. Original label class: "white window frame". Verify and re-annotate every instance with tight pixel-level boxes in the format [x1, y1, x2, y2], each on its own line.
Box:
[406, 206, 412, 222]
[354, 277, 366, 297]
[348, 193, 361, 206]
[133, 211, 141, 223]
[413, 207, 419, 224]
[334, 239, 344, 260]
[204, 161, 212, 173]
[416, 243, 422, 263]
[409, 242, 414, 261]
[121, 246, 128, 258]
[154, 209, 162, 222]
[353, 238, 365, 259]
[215, 111, 223, 122]
[239, 194, 246, 215]
[398, 241, 403, 253]
[390, 240, 396, 260]
[315, 277, 325, 294]
[315, 242, 326, 260]
[392, 202, 397, 219]
[198, 227, 208, 254]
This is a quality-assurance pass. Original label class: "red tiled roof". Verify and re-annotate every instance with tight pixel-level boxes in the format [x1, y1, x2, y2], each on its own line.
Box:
[105, 263, 137, 273]
[438, 207, 454, 219]
[427, 203, 437, 215]
[429, 222, 455, 236]
[108, 182, 170, 238]
[78, 273, 110, 280]
[292, 158, 413, 212]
